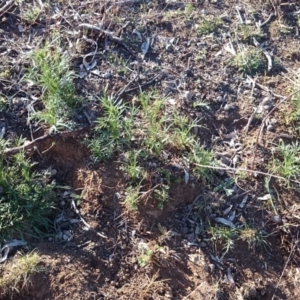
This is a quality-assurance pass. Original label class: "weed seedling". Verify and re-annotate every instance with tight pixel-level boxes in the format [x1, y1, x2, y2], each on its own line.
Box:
[27, 40, 80, 128]
[277, 19, 293, 35]
[0, 141, 55, 240]
[125, 185, 141, 210]
[89, 95, 134, 161]
[237, 24, 265, 42]
[268, 141, 300, 181]
[138, 92, 168, 156]
[232, 47, 265, 75]
[239, 226, 270, 251]
[137, 242, 154, 267]
[187, 143, 214, 179]
[22, 5, 42, 24]
[121, 150, 147, 183]
[154, 184, 170, 210]
[170, 115, 198, 150]
[209, 225, 237, 258]
[196, 16, 222, 35]
[184, 4, 195, 21]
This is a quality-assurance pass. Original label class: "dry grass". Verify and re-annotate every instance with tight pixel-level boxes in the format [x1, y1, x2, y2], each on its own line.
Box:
[0, 252, 42, 296]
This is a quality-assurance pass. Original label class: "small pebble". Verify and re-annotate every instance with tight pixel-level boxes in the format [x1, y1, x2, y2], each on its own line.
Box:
[184, 91, 193, 101]
[103, 72, 111, 79]
[199, 241, 207, 248]
[224, 103, 234, 111]
[166, 44, 173, 52]
[12, 98, 23, 106]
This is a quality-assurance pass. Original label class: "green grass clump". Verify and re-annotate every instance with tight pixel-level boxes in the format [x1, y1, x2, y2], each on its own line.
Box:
[27, 41, 80, 128]
[196, 16, 222, 35]
[89, 95, 135, 161]
[237, 24, 265, 42]
[0, 141, 55, 240]
[88, 90, 214, 209]
[0, 252, 42, 294]
[120, 150, 147, 183]
[125, 185, 141, 210]
[231, 47, 266, 75]
[209, 226, 237, 257]
[239, 226, 270, 250]
[268, 141, 300, 180]
[188, 144, 214, 179]
[290, 76, 300, 127]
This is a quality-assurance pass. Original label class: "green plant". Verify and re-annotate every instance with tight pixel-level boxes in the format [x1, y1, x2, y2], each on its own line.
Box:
[121, 150, 147, 183]
[27, 41, 80, 128]
[239, 226, 270, 251]
[138, 92, 168, 156]
[209, 225, 237, 257]
[0, 140, 55, 240]
[105, 53, 129, 76]
[268, 141, 300, 180]
[277, 19, 293, 35]
[137, 242, 153, 267]
[231, 47, 266, 75]
[196, 16, 222, 35]
[193, 100, 210, 110]
[0, 95, 8, 112]
[89, 96, 135, 161]
[187, 143, 214, 179]
[213, 178, 235, 196]
[291, 78, 300, 124]
[263, 177, 278, 214]
[22, 5, 42, 24]
[237, 24, 265, 42]
[154, 184, 170, 210]
[0, 251, 42, 294]
[184, 4, 195, 20]
[0, 69, 10, 78]
[170, 115, 198, 150]
[125, 185, 141, 210]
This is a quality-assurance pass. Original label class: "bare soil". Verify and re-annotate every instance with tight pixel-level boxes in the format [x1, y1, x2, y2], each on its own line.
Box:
[1, 0, 300, 299]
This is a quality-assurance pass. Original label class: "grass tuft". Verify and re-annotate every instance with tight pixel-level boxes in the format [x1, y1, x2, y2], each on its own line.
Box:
[0, 140, 55, 240]
[268, 141, 300, 181]
[0, 251, 42, 295]
[231, 47, 265, 75]
[196, 16, 222, 35]
[237, 24, 265, 42]
[27, 40, 80, 128]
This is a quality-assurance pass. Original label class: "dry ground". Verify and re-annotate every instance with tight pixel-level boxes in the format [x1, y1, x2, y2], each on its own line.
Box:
[0, 0, 300, 299]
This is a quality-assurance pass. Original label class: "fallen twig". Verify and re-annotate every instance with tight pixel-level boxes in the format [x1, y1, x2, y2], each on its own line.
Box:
[115, 74, 139, 100]
[250, 89, 300, 170]
[193, 163, 300, 185]
[79, 23, 123, 43]
[115, 0, 141, 5]
[246, 76, 285, 99]
[182, 282, 206, 300]
[126, 73, 164, 93]
[79, 23, 133, 54]
[71, 199, 107, 239]
[2, 126, 93, 156]
[271, 238, 299, 300]
[235, 6, 244, 24]
[0, 0, 14, 17]
[253, 38, 272, 71]
[243, 107, 259, 134]
[256, 13, 275, 28]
